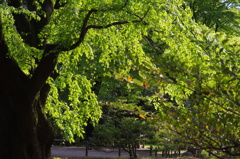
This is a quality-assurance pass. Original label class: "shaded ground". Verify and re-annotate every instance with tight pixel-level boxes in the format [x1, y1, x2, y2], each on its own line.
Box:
[51, 146, 150, 158]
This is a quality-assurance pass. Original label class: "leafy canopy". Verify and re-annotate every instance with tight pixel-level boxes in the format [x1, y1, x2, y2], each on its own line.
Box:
[1, 0, 186, 141]
[1, 0, 239, 153]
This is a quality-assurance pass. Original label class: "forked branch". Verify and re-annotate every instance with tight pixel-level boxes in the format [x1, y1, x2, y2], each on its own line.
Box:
[64, 5, 149, 51]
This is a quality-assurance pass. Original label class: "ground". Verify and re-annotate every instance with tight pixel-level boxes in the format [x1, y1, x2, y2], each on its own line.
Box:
[51, 146, 150, 158]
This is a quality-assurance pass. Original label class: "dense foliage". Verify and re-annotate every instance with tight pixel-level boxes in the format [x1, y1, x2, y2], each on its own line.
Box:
[88, 0, 240, 157]
[0, 0, 239, 158]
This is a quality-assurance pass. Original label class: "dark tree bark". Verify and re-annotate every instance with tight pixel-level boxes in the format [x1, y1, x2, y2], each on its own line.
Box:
[0, 82, 55, 159]
[0, 18, 55, 158]
[0, 39, 54, 159]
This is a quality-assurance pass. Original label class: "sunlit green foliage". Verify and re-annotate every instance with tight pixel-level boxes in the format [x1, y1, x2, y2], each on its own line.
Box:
[141, 2, 240, 156]
[1, 0, 185, 142]
[1, 0, 239, 156]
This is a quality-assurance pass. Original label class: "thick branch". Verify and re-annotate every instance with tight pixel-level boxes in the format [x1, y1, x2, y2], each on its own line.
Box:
[29, 44, 59, 99]
[40, 0, 54, 25]
[40, 71, 59, 109]
[9, 0, 53, 48]
[65, 9, 97, 51]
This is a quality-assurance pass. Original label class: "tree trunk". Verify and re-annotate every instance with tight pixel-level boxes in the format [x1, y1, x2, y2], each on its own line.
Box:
[0, 83, 54, 159]
[1, 25, 57, 158]
[0, 40, 54, 158]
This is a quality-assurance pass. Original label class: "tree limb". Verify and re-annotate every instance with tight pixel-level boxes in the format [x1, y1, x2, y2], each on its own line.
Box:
[65, 9, 98, 51]
[64, 6, 149, 51]
[29, 44, 59, 100]
[54, 0, 66, 9]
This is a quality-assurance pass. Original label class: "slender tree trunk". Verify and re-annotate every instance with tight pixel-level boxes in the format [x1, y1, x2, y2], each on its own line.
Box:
[128, 144, 133, 159]
[133, 142, 138, 158]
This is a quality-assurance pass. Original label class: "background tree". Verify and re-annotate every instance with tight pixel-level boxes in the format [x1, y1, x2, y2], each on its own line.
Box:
[185, 0, 240, 34]
[142, 3, 240, 157]
[92, 117, 149, 159]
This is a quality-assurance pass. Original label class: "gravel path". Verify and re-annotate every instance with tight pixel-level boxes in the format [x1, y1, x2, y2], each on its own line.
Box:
[51, 146, 150, 158]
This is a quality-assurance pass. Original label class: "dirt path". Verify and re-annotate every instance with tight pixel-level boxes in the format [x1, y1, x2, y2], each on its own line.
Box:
[51, 146, 150, 158]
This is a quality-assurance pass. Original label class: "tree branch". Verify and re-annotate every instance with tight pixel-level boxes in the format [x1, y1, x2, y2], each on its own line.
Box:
[173, 127, 240, 157]
[65, 9, 98, 51]
[8, 0, 54, 48]
[54, 0, 66, 9]
[40, 70, 59, 109]
[143, 35, 165, 54]
[29, 44, 59, 99]
[86, 6, 149, 29]
[63, 5, 149, 51]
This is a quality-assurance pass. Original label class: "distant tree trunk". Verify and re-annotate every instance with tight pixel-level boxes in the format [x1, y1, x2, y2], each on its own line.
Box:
[149, 145, 153, 156]
[127, 143, 138, 159]
[128, 144, 133, 158]
[118, 146, 121, 156]
[132, 142, 137, 158]
[155, 148, 158, 157]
